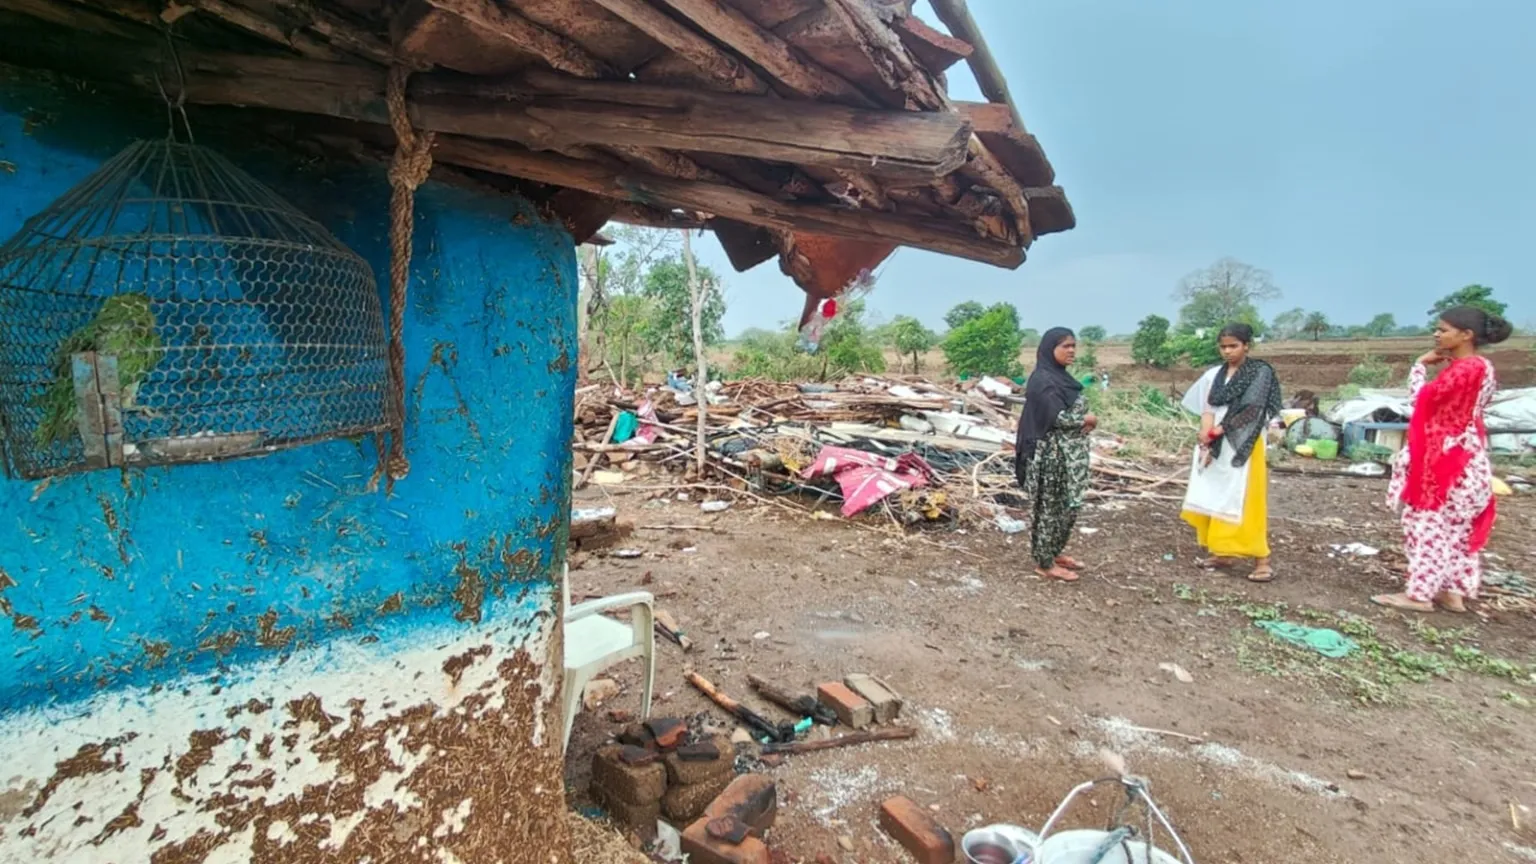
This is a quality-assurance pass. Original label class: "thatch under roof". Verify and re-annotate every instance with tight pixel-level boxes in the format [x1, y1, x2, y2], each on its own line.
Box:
[0, 0, 1073, 306]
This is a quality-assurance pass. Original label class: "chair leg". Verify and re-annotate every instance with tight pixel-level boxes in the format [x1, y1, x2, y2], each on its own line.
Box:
[563, 669, 588, 752]
[636, 605, 656, 720]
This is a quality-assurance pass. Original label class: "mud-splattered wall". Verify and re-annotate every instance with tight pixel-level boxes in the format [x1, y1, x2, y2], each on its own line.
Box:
[0, 68, 575, 862]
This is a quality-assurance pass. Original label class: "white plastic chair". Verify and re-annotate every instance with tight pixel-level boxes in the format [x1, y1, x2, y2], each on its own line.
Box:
[561, 563, 655, 750]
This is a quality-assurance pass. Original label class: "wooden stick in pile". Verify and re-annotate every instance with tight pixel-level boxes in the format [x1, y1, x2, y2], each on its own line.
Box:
[761, 727, 916, 755]
[576, 413, 619, 490]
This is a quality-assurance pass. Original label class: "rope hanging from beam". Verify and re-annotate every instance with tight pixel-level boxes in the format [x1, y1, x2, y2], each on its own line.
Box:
[372, 63, 435, 494]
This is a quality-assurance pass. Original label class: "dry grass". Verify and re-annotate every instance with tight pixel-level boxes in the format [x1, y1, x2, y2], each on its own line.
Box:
[567, 811, 650, 863]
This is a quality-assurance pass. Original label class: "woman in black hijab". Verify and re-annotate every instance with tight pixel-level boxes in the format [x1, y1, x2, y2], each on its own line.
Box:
[1015, 328, 1097, 582]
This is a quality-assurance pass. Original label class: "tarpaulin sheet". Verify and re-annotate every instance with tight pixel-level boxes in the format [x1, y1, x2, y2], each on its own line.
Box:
[800, 445, 937, 517]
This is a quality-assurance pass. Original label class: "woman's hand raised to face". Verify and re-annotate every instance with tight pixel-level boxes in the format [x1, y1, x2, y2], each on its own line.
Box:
[1418, 350, 1449, 367]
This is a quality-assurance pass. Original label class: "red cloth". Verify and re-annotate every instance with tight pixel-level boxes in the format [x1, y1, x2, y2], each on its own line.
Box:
[800, 446, 936, 517]
[1402, 358, 1497, 552]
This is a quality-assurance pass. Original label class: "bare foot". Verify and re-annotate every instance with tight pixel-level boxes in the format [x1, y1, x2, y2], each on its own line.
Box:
[1036, 566, 1080, 583]
[1370, 593, 1434, 612]
[1434, 591, 1467, 613]
[1055, 556, 1085, 571]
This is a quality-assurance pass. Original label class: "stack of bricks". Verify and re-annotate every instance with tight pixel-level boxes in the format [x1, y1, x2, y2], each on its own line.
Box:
[661, 734, 737, 823]
[591, 717, 746, 838]
[816, 674, 904, 730]
[590, 718, 689, 838]
[680, 774, 777, 864]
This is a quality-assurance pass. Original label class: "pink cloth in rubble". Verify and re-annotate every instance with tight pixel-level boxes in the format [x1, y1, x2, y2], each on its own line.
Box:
[633, 398, 660, 445]
[800, 446, 937, 517]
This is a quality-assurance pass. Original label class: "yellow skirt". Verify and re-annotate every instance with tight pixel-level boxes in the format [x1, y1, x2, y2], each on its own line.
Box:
[1182, 438, 1270, 559]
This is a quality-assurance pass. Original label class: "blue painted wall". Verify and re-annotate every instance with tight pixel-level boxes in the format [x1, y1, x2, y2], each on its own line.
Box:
[0, 67, 576, 711]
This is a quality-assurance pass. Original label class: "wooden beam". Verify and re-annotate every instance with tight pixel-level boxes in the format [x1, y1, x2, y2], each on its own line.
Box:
[710, 218, 781, 271]
[927, 0, 1023, 128]
[960, 136, 1031, 245]
[585, 0, 766, 94]
[183, 0, 346, 60]
[1023, 185, 1075, 236]
[420, 0, 613, 78]
[431, 135, 1022, 266]
[446, 68, 970, 179]
[141, 51, 970, 180]
[955, 100, 1055, 186]
[894, 15, 971, 73]
[650, 0, 872, 105]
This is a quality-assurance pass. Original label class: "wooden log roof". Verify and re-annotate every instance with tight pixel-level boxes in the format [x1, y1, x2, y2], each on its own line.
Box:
[0, 0, 1074, 299]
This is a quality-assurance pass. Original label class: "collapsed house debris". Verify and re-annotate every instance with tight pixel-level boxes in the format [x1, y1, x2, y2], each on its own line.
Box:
[572, 375, 1189, 531]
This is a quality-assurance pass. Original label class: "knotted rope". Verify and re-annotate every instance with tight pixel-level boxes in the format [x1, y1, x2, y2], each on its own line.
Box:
[373, 63, 435, 494]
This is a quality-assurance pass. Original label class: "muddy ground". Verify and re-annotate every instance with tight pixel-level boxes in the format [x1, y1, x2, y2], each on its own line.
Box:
[564, 468, 1536, 864]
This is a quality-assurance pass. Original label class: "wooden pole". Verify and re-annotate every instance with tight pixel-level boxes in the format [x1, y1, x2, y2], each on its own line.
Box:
[682, 229, 708, 477]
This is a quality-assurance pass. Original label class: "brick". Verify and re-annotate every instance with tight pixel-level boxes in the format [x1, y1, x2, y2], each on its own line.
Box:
[681, 818, 770, 864]
[591, 784, 660, 839]
[647, 717, 689, 751]
[619, 745, 660, 766]
[663, 771, 734, 822]
[707, 816, 750, 844]
[592, 745, 668, 806]
[701, 774, 777, 837]
[816, 681, 873, 729]
[665, 735, 734, 786]
[617, 723, 658, 750]
[879, 796, 955, 864]
[843, 674, 903, 724]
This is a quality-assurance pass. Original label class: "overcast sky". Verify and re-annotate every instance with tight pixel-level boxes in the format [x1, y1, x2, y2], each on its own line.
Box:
[683, 0, 1534, 337]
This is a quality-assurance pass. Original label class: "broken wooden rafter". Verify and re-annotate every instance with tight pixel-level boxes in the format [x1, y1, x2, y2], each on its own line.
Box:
[822, 0, 944, 110]
[928, 0, 1022, 128]
[419, 0, 612, 78]
[893, 15, 971, 73]
[650, 0, 873, 105]
[954, 100, 1055, 186]
[586, 0, 766, 94]
[182, 0, 345, 60]
[960, 137, 1031, 246]
[430, 135, 1024, 267]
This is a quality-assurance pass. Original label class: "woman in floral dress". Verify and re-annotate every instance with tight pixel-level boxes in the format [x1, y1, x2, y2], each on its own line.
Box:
[1015, 328, 1096, 582]
[1371, 306, 1512, 613]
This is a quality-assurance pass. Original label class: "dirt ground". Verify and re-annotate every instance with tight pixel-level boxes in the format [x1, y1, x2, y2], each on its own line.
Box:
[563, 465, 1536, 864]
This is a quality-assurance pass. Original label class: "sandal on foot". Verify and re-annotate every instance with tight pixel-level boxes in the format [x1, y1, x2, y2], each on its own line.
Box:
[1370, 593, 1434, 613]
[1055, 556, 1085, 571]
[1248, 566, 1274, 583]
[1198, 558, 1235, 572]
[1036, 566, 1080, 583]
[1435, 592, 1468, 613]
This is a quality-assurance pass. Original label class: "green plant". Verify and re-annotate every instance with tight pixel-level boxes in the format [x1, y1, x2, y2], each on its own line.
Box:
[1303, 312, 1330, 341]
[887, 315, 937, 373]
[1346, 355, 1393, 388]
[1130, 315, 1174, 367]
[1079, 325, 1107, 344]
[942, 305, 1024, 378]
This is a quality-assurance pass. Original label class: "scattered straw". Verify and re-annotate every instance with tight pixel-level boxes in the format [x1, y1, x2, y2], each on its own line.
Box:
[567, 811, 649, 863]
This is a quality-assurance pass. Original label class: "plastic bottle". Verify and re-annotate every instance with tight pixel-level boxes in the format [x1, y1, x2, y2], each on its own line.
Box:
[798, 268, 876, 353]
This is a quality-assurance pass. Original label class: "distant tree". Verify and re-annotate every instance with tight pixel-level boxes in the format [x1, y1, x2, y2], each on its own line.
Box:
[1079, 325, 1108, 344]
[888, 315, 937, 373]
[1174, 257, 1281, 332]
[1269, 307, 1307, 341]
[1020, 328, 1041, 346]
[1364, 313, 1397, 338]
[942, 305, 1025, 378]
[943, 301, 986, 330]
[1130, 315, 1173, 368]
[1303, 312, 1331, 341]
[1428, 284, 1506, 327]
[640, 259, 725, 367]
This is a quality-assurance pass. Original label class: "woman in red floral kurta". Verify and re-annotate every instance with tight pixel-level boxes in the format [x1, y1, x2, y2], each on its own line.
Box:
[1372, 306, 1513, 613]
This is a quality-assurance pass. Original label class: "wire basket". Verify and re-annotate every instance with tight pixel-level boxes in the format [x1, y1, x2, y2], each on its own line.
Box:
[0, 138, 392, 480]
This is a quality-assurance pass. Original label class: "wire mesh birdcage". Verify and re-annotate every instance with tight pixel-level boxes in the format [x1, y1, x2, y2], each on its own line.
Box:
[0, 136, 393, 480]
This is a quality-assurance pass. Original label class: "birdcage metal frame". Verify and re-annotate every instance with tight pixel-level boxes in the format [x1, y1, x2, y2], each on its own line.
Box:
[0, 132, 394, 481]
